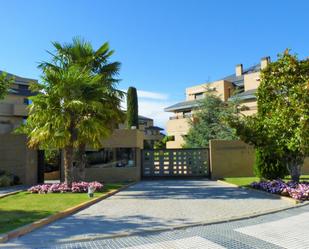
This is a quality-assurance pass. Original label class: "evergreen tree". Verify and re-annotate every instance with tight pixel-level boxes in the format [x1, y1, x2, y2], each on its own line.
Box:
[126, 87, 139, 129]
[184, 93, 239, 148]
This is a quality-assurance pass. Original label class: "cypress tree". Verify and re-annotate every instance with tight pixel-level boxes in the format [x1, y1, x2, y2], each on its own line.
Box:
[126, 87, 139, 129]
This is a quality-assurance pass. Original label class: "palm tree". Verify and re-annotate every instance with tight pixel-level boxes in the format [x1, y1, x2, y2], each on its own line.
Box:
[21, 38, 124, 184]
[42, 38, 125, 180]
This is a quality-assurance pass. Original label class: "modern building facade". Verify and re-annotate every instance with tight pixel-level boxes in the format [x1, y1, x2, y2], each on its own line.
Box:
[118, 115, 164, 149]
[164, 57, 270, 148]
[0, 71, 36, 134]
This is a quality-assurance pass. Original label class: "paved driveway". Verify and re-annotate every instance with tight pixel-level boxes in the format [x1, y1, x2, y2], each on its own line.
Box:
[5, 180, 295, 248]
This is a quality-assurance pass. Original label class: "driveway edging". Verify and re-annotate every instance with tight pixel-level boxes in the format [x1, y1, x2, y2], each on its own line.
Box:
[0, 182, 137, 244]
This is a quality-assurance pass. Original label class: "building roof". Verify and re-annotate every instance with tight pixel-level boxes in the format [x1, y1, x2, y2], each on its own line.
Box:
[145, 126, 164, 131]
[0, 70, 37, 85]
[229, 89, 257, 101]
[164, 99, 200, 112]
[221, 64, 260, 86]
[138, 115, 153, 121]
[1, 70, 37, 97]
[165, 63, 261, 112]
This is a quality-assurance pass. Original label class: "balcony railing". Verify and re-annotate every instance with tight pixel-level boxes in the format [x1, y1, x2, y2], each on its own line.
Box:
[169, 113, 193, 120]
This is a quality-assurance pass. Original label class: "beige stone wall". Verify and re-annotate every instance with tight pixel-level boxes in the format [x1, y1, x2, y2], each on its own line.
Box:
[166, 135, 185, 149]
[185, 80, 234, 102]
[0, 134, 38, 185]
[101, 129, 144, 149]
[209, 139, 309, 178]
[209, 140, 255, 179]
[244, 72, 260, 91]
[166, 118, 190, 148]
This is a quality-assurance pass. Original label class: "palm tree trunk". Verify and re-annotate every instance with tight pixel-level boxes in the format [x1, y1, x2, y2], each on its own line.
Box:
[63, 145, 74, 185]
[75, 143, 87, 181]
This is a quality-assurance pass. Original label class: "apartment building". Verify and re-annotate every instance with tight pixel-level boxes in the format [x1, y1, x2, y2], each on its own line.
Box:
[118, 115, 164, 148]
[0, 71, 36, 134]
[164, 57, 270, 148]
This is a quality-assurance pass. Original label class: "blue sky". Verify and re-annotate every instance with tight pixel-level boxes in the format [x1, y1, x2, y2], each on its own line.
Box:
[1, 0, 308, 128]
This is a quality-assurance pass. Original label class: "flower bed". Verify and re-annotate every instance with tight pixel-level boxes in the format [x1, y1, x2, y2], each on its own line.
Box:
[251, 179, 309, 201]
[28, 181, 103, 194]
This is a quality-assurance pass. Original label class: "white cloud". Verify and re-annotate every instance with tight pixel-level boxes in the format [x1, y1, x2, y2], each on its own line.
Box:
[138, 99, 174, 131]
[137, 90, 168, 100]
[121, 89, 177, 131]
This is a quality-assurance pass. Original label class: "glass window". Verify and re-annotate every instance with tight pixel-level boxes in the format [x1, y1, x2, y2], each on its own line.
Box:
[195, 92, 204, 100]
[19, 84, 29, 90]
[86, 148, 136, 168]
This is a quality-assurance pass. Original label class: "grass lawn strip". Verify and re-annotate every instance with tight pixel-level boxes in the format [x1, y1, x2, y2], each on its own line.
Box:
[223, 175, 309, 187]
[0, 183, 124, 234]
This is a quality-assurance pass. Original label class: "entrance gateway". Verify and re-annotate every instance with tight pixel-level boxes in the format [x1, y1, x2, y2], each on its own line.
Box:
[142, 148, 209, 178]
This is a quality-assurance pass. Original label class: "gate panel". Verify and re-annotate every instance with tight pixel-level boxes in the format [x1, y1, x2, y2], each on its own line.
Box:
[142, 148, 209, 178]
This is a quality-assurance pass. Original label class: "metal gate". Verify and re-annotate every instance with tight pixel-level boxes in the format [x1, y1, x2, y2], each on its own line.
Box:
[142, 148, 209, 178]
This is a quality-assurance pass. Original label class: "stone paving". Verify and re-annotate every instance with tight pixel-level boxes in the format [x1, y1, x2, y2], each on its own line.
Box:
[3, 180, 296, 248]
[4, 201, 308, 249]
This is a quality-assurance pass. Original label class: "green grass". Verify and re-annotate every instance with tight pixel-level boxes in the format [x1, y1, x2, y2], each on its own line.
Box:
[0, 183, 124, 234]
[222, 175, 309, 187]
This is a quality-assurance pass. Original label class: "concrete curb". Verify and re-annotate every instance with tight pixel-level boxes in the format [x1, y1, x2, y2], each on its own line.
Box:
[0, 190, 23, 199]
[0, 182, 136, 244]
[216, 180, 301, 205]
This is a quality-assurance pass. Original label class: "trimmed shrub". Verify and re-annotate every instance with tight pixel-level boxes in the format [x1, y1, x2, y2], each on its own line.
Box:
[254, 148, 289, 180]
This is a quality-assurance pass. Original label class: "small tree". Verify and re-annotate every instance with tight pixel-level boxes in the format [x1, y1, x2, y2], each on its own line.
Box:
[126, 87, 139, 129]
[184, 93, 239, 148]
[0, 72, 13, 100]
[229, 50, 309, 182]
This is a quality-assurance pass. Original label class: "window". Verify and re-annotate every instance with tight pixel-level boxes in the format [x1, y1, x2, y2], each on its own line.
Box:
[194, 92, 204, 100]
[86, 148, 136, 168]
[228, 88, 232, 98]
[19, 84, 29, 90]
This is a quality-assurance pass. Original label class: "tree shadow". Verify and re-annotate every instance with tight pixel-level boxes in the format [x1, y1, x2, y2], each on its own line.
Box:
[8, 214, 194, 248]
[115, 179, 285, 200]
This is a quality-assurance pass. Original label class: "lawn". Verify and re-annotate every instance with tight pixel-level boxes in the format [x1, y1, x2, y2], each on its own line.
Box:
[222, 175, 309, 187]
[0, 183, 124, 234]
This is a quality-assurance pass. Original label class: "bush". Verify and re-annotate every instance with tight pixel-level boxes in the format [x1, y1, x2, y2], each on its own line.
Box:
[0, 171, 20, 187]
[254, 148, 289, 180]
[28, 181, 104, 194]
[0, 175, 12, 187]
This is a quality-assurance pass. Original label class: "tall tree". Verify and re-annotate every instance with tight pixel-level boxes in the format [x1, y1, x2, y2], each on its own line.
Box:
[19, 38, 124, 184]
[40, 38, 125, 180]
[184, 93, 239, 148]
[126, 87, 139, 129]
[229, 50, 309, 182]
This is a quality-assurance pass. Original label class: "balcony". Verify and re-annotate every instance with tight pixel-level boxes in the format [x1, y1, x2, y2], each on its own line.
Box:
[0, 103, 28, 117]
[169, 113, 193, 120]
[13, 104, 28, 116]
